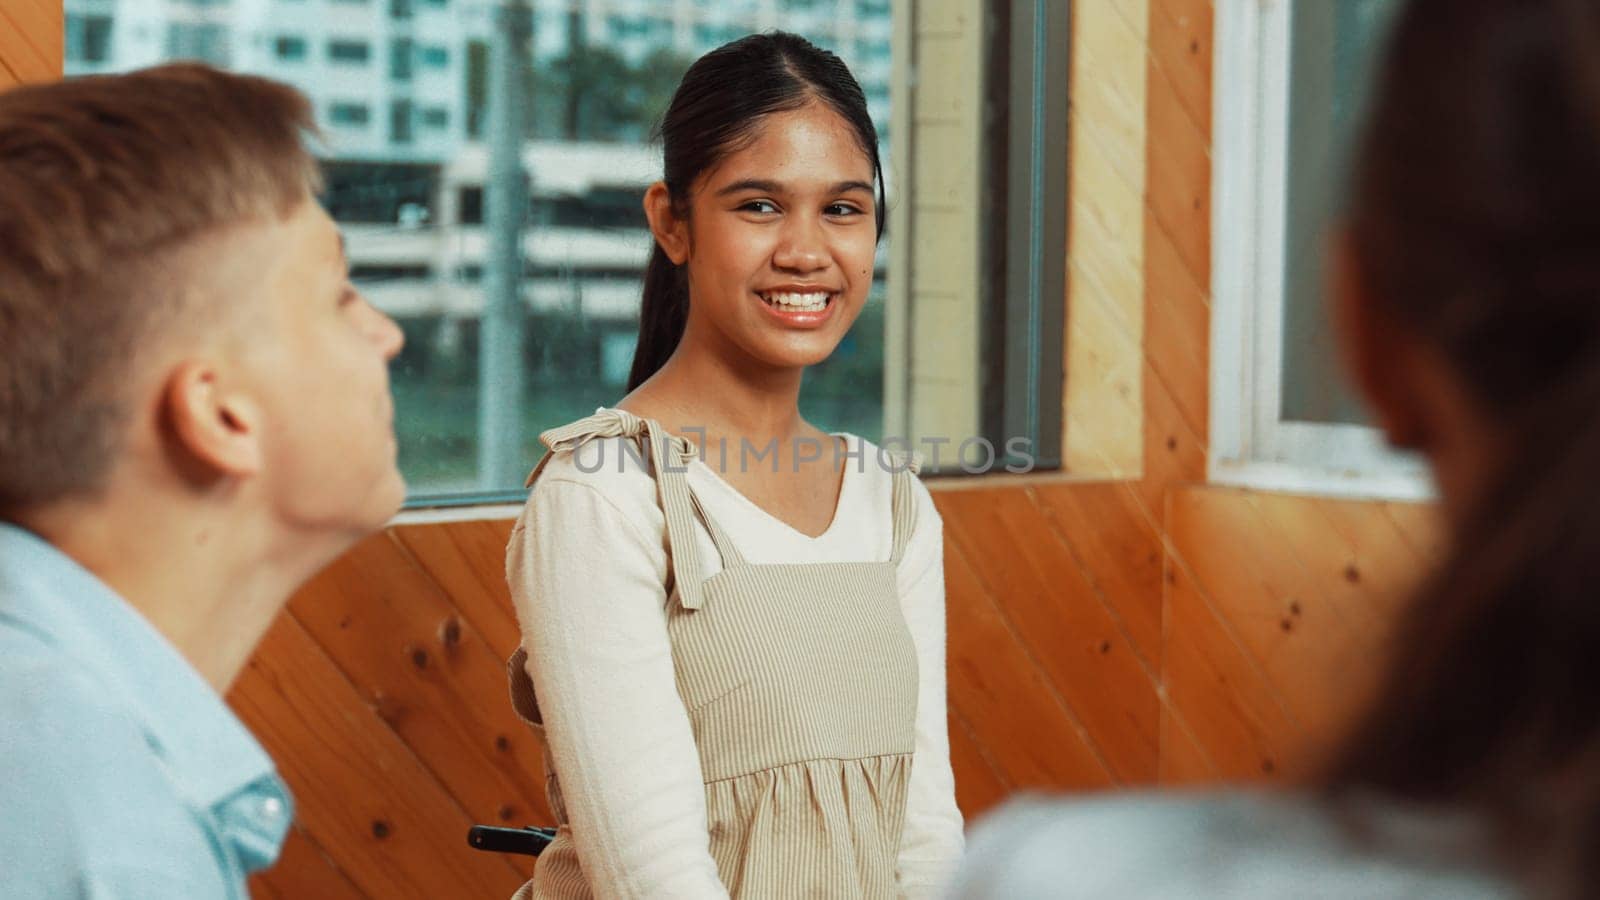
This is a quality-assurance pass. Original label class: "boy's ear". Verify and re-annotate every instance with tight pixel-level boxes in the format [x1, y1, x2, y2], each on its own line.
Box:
[161, 360, 264, 479]
[643, 181, 689, 265]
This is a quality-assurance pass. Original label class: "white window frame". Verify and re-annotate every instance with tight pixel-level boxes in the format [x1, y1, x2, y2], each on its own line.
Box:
[1209, 0, 1431, 501]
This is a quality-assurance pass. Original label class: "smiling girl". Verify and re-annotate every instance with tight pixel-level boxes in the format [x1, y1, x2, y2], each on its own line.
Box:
[505, 32, 965, 900]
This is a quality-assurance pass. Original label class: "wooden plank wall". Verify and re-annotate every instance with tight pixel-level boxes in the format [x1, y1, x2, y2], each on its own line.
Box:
[6, 0, 1447, 894]
[0, 0, 60, 89]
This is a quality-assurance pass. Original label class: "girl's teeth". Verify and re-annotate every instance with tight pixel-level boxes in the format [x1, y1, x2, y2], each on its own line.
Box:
[764, 291, 829, 312]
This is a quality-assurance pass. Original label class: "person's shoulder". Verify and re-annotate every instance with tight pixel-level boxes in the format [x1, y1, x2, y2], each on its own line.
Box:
[0, 647, 223, 894]
[527, 431, 661, 521]
[849, 434, 942, 540]
[0, 645, 151, 800]
[0, 635, 128, 748]
[952, 790, 1513, 900]
[849, 434, 923, 475]
[954, 790, 1220, 894]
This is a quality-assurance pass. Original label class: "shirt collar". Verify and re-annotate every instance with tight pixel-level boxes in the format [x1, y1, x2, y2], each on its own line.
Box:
[0, 522, 283, 813]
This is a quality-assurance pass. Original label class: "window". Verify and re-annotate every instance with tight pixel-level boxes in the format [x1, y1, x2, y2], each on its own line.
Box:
[390, 38, 414, 81]
[274, 36, 308, 61]
[165, 23, 230, 66]
[1212, 0, 1427, 497]
[352, 264, 431, 282]
[327, 39, 371, 64]
[457, 186, 484, 225]
[390, 99, 414, 144]
[328, 102, 371, 126]
[65, 14, 113, 64]
[64, 4, 938, 504]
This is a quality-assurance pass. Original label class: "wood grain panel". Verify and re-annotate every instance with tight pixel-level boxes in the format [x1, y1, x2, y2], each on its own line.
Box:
[939, 528, 1117, 791]
[391, 520, 523, 661]
[940, 488, 1159, 783]
[1157, 706, 1218, 785]
[947, 710, 1012, 818]
[287, 534, 552, 840]
[1163, 557, 1306, 781]
[1169, 486, 1366, 742]
[1164, 485, 1441, 777]
[1030, 481, 1166, 669]
[1149, 0, 1213, 135]
[1142, 205, 1211, 437]
[0, 0, 61, 88]
[1142, 3, 1212, 292]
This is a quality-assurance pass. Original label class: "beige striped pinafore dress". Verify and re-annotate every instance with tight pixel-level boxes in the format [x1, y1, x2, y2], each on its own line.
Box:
[507, 408, 921, 899]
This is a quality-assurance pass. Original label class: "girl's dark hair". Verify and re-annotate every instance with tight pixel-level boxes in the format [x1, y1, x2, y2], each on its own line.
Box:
[627, 31, 886, 392]
[1326, 0, 1600, 893]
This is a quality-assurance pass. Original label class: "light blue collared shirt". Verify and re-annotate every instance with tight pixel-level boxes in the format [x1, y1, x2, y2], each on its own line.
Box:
[0, 523, 292, 899]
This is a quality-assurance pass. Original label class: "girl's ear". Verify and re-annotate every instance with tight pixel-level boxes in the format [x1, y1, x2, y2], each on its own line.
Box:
[644, 181, 689, 265]
[1330, 230, 1426, 450]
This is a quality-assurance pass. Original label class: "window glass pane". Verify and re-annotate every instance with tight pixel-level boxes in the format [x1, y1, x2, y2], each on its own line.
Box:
[275, 36, 307, 61]
[65, 13, 113, 64]
[328, 39, 371, 64]
[63, 0, 893, 500]
[1280, 0, 1399, 425]
[328, 102, 370, 126]
[165, 23, 230, 66]
[390, 37, 414, 81]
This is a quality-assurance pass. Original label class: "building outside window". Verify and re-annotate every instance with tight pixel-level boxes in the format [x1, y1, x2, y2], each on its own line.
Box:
[329, 102, 371, 126]
[391, 37, 414, 81]
[390, 98, 414, 144]
[274, 35, 308, 61]
[328, 39, 372, 64]
[165, 23, 230, 66]
[65, 13, 113, 64]
[419, 44, 449, 67]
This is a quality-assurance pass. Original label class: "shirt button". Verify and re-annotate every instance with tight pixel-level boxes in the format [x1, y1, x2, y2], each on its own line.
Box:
[260, 797, 284, 820]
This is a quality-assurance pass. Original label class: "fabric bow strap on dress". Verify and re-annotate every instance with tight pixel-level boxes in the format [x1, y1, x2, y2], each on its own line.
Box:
[506, 408, 923, 899]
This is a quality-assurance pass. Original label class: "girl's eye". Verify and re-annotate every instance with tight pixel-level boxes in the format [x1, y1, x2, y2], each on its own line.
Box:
[740, 199, 779, 214]
[826, 203, 864, 217]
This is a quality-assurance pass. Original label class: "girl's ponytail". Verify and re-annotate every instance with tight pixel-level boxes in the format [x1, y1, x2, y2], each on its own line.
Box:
[626, 243, 688, 391]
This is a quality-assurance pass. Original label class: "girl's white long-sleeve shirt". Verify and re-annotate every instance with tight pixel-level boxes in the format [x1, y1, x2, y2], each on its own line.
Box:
[507, 433, 966, 899]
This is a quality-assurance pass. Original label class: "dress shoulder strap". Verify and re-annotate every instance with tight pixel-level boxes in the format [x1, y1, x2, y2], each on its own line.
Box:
[885, 449, 923, 566]
[523, 407, 719, 611]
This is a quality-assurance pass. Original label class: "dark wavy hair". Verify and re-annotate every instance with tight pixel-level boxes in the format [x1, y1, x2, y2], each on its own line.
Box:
[1325, 0, 1600, 895]
[626, 31, 885, 392]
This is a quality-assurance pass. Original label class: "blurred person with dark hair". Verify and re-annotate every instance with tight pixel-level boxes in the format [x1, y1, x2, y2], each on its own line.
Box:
[0, 65, 404, 897]
[949, 0, 1600, 897]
